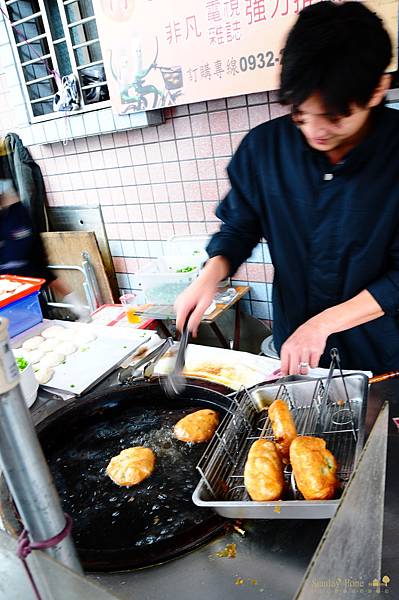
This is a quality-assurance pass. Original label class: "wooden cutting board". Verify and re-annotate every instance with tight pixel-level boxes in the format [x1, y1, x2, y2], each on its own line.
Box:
[41, 231, 114, 305]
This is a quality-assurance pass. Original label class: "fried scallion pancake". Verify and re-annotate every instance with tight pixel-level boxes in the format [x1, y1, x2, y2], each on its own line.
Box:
[106, 446, 156, 487]
[290, 436, 338, 500]
[244, 439, 284, 501]
[174, 409, 220, 443]
[268, 399, 297, 462]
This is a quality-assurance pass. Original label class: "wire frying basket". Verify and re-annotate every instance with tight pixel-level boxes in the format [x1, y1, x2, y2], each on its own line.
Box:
[193, 350, 369, 519]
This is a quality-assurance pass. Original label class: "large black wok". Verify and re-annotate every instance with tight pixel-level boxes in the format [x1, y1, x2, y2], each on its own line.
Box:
[1, 379, 234, 572]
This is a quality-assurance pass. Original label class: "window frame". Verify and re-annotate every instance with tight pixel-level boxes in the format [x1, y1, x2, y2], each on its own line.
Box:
[3, 0, 111, 124]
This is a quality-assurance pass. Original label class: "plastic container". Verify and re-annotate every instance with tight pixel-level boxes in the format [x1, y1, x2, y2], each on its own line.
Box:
[164, 235, 209, 265]
[0, 274, 45, 308]
[119, 293, 142, 324]
[130, 235, 209, 304]
[13, 353, 39, 408]
[165, 235, 229, 288]
[131, 258, 199, 304]
[2, 292, 43, 338]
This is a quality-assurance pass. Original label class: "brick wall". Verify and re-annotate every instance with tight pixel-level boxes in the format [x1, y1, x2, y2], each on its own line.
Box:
[25, 93, 290, 323]
[2, 7, 399, 328]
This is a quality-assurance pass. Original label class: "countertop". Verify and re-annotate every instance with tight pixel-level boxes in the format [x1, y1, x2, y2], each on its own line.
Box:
[25, 372, 399, 600]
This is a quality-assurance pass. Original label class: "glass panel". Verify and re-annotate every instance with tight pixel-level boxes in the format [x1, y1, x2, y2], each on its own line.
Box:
[54, 41, 72, 77]
[7, 1, 40, 22]
[65, 0, 94, 23]
[22, 58, 54, 81]
[17, 37, 49, 63]
[27, 77, 56, 101]
[43, 0, 64, 39]
[70, 20, 98, 45]
[32, 99, 54, 116]
[74, 41, 102, 66]
[80, 65, 109, 104]
[82, 83, 110, 105]
[12, 15, 45, 41]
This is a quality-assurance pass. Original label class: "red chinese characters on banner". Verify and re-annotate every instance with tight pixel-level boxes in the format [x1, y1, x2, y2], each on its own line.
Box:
[224, 0, 240, 18]
[245, 0, 266, 25]
[186, 15, 202, 38]
[225, 20, 240, 42]
[166, 15, 202, 45]
[271, 0, 317, 19]
[209, 26, 225, 45]
[206, 0, 222, 21]
[209, 21, 240, 45]
[207, 0, 241, 45]
[166, 0, 319, 47]
[165, 20, 182, 45]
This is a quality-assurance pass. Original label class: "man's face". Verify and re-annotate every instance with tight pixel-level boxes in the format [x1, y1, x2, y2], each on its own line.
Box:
[292, 93, 372, 153]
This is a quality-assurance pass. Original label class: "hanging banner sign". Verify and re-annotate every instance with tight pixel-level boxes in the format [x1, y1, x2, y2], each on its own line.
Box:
[94, 0, 398, 115]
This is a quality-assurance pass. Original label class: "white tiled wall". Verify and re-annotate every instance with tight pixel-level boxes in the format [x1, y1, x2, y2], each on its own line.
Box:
[0, 11, 163, 144]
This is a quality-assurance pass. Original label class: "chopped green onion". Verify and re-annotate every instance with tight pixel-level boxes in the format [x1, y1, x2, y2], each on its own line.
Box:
[176, 266, 196, 273]
[16, 357, 28, 372]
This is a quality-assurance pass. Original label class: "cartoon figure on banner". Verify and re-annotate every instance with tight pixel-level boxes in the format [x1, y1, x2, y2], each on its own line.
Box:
[99, 0, 183, 113]
[108, 37, 184, 112]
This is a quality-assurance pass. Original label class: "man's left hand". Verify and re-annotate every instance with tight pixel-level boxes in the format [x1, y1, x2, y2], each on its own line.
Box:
[279, 319, 330, 375]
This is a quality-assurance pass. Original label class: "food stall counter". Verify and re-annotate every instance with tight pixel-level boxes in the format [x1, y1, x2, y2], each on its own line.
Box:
[6, 369, 395, 600]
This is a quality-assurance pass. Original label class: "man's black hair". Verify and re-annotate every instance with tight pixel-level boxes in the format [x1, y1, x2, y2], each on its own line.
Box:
[279, 1, 392, 115]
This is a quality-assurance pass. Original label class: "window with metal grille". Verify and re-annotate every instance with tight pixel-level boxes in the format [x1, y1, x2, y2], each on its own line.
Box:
[3, 0, 110, 120]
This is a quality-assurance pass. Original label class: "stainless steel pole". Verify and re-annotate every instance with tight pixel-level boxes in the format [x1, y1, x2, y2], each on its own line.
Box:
[0, 318, 82, 572]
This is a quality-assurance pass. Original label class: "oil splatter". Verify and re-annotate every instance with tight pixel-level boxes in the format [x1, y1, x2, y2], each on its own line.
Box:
[233, 522, 246, 536]
[216, 543, 237, 559]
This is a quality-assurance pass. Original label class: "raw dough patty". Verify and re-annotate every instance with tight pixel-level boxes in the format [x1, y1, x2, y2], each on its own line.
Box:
[41, 325, 66, 339]
[23, 348, 45, 365]
[75, 330, 97, 345]
[40, 338, 59, 353]
[57, 328, 76, 341]
[22, 336, 44, 351]
[174, 409, 219, 443]
[57, 341, 77, 356]
[106, 447, 156, 487]
[34, 367, 54, 385]
[39, 352, 65, 368]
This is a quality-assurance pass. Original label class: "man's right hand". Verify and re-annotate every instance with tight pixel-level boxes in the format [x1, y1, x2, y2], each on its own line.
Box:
[174, 255, 230, 335]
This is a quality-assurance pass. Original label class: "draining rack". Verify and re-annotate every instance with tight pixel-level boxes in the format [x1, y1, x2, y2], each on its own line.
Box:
[193, 350, 369, 519]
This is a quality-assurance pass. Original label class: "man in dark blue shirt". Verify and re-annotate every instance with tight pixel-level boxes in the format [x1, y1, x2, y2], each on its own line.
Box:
[176, 1, 398, 375]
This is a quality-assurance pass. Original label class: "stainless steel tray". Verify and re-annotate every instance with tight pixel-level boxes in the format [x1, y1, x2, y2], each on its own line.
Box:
[192, 373, 369, 519]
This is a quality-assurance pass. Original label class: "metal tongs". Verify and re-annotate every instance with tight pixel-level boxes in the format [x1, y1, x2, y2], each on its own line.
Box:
[162, 314, 191, 397]
[118, 337, 173, 385]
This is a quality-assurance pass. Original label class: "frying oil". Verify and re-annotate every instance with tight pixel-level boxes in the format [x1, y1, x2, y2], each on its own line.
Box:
[46, 401, 219, 553]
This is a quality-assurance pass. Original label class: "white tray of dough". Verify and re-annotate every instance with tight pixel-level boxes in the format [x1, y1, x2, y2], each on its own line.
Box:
[12, 321, 151, 396]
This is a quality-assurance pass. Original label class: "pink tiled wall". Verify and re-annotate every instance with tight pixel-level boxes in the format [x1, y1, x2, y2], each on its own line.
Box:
[29, 91, 291, 323]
